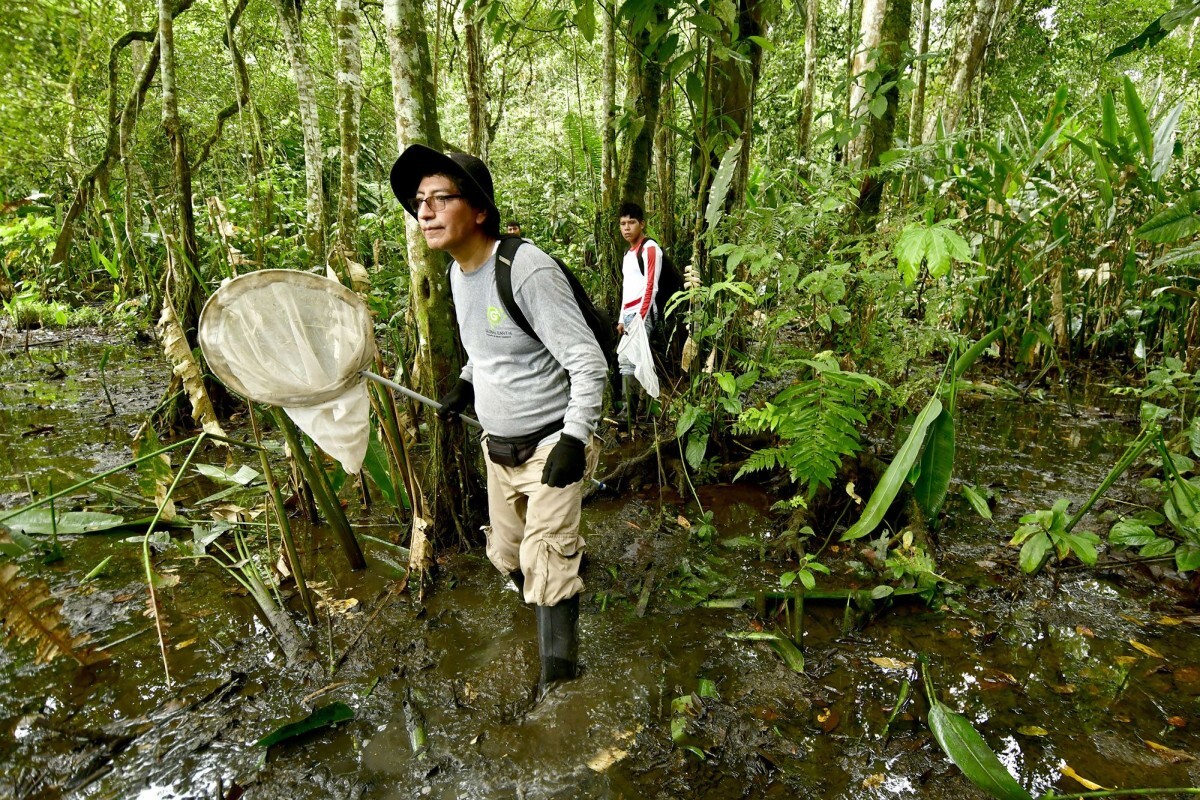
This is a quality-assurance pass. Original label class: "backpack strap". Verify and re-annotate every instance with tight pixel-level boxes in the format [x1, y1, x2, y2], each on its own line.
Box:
[635, 240, 646, 276]
[494, 236, 541, 343]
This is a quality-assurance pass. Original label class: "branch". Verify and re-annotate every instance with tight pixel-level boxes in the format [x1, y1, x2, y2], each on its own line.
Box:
[192, 0, 252, 169]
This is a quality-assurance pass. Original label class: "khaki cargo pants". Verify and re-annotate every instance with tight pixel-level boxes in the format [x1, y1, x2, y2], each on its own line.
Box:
[483, 436, 600, 607]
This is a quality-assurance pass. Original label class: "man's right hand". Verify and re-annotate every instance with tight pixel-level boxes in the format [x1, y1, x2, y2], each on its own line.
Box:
[617, 322, 625, 336]
[436, 379, 474, 421]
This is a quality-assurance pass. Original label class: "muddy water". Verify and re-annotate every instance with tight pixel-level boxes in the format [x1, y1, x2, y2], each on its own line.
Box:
[2, 332, 1199, 799]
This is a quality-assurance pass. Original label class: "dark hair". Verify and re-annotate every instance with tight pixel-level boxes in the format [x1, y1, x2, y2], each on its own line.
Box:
[617, 201, 645, 221]
[434, 172, 501, 238]
[506, 220, 521, 229]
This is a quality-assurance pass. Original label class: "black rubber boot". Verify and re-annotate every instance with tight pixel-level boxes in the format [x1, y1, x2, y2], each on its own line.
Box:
[623, 376, 639, 430]
[609, 370, 625, 417]
[509, 570, 528, 602]
[536, 594, 579, 696]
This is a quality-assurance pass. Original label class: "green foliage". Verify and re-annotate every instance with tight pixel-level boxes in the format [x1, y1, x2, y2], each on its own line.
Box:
[894, 218, 972, 286]
[1009, 498, 1100, 572]
[735, 355, 883, 499]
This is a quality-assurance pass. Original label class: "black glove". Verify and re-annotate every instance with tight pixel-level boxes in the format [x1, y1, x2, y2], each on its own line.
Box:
[436, 379, 473, 422]
[541, 434, 587, 488]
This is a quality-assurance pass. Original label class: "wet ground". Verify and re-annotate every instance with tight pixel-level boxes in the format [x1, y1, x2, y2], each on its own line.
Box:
[2, 327, 1199, 799]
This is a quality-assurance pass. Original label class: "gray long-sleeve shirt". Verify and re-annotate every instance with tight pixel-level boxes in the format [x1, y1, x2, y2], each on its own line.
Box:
[450, 241, 606, 444]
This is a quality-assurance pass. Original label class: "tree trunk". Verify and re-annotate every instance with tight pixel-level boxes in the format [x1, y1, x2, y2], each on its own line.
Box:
[798, 0, 819, 158]
[385, 0, 482, 557]
[275, 0, 326, 266]
[925, 0, 996, 139]
[709, 0, 771, 207]
[854, 0, 913, 224]
[335, 0, 363, 263]
[907, 0, 932, 148]
[618, 5, 666, 209]
[847, 0, 888, 166]
[596, 0, 622, 291]
[158, 0, 200, 332]
[464, 0, 490, 159]
[654, 83, 676, 250]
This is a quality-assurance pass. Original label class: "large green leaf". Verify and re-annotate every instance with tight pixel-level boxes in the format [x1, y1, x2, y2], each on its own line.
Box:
[362, 436, 397, 508]
[842, 397, 943, 541]
[1136, 191, 1200, 243]
[954, 325, 1005, 380]
[1151, 101, 1185, 181]
[1107, 0, 1200, 60]
[3, 510, 128, 535]
[913, 408, 955, 519]
[1123, 77, 1153, 171]
[256, 701, 355, 749]
[1099, 92, 1121, 148]
[928, 701, 1033, 800]
[704, 139, 743, 232]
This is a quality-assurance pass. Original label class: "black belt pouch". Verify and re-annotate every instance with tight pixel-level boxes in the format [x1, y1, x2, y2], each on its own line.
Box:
[486, 419, 565, 468]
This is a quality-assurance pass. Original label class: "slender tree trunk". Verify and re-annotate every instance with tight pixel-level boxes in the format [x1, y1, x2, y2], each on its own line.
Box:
[855, 0, 913, 224]
[654, 84, 676, 250]
[275, 0, 326, 265]
[798, 0, 819, 158]
[157, 0, 199, 330]
[710, 0, 772, 206]
[907, 0, 931, 147]
[385, 0, 482, 555]
[596, 0, 621, 290]
[618, 4, 666, 208]
[335, 0, 363, 264]
[464, 0, 490, 158]
[847, 0, 888, 166]
[843, 0, 858, 147]
[925, 0, 996, 139]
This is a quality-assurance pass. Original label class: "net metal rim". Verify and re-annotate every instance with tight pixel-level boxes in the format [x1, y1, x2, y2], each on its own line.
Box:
[198, 269, 377, 406]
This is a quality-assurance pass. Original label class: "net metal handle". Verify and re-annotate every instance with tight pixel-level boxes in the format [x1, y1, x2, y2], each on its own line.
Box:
[362, 370, 481, 429]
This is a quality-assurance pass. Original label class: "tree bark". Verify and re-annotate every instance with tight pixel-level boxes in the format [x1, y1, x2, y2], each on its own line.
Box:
[798, 0, 819, 158]
[925, 0, 996, 139]
[158, 0, 200, 331]
[907, 0, 931, 148]
[847, 0, 888, 166]
[618, 4, 666, 209]
[193, 0, 251, 170]
[464, 0, 490, 159]
[335, 0, 363, 263]
[854, 0, 912, 224]
[596, 0, 622, 291]
[275, 0, 326, 265]
[385, 0, 482, 555]
[654, 83, 676, 250]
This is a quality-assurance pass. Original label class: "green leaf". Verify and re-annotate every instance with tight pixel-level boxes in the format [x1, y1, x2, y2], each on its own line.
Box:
[842, 397, 943, 540]
[256, 701, 355, 749]
[685, 431, 707, 470]
[1107, 0, 1200, 60]
[927, 701, 1034, 800]
[1123, 76, 1154, 170]
[1019, 533, 1051, 573]
[913, 408, 955, 519]
[1100, 91, 1121, 146]
[1190, 416, 1200, 458]
[1151, 101, 1185, 181]
[895, 225, 929, 286]
[705, 139, 743, 232]
[955, 326, 1005, 380]
[1176, 543, 1200, 573]
[195, 464, 260, 486]
[573, 0, 595, 41]
[1109, 518, 1157, 547]
[1136, 191, 1200, 243]
[961, 485, 993, 520]
[769, 637, 806, 673]
[676, 404, 704, 439]
[1090, 142, 1114, 207]
[362, 436, 397, 508]
[3, 510, 128, 535]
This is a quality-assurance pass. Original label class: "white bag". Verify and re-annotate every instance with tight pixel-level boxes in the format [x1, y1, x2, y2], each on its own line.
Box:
[617, 314, 660, 398]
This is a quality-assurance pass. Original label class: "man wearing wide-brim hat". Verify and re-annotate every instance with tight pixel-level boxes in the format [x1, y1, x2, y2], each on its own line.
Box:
[391, 144, 606, 697]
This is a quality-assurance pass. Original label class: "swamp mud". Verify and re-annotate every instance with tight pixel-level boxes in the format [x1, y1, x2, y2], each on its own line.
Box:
[2, 329, 1199, 799]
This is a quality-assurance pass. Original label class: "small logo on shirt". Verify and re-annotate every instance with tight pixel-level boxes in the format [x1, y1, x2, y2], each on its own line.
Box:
[487, 305, 506, 328]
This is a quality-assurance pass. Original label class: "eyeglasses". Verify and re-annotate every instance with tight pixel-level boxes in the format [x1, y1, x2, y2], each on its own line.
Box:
[408, 193, 463, 212]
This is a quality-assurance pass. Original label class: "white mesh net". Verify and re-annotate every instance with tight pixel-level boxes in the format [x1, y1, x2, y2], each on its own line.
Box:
[198, 270, 377, 473]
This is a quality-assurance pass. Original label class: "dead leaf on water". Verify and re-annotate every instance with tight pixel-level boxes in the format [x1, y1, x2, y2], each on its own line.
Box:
[1060, 762, 1107, 790]
[861, 774, 885, 789]
[1115, 655, 1139, 667]
[1018, 725, 1049, 736]
[1129, 640, 1164, 659]
[1120, 614, 1143, 626]
[625, 521, 642, 530]
[174, 638, 197, 650]
[816, 708, 840, 733]
[1052, 684, 1076, 695]
[1075, 625, 1094, 637]
[1158, 616, 1183, 626]
[1167, 716, 1187, 728]
[1145, 740, 1196, 763]
[676, 516, 691, 529]
[1113, 713, 1132, 723]
[868, 657, 913, 670]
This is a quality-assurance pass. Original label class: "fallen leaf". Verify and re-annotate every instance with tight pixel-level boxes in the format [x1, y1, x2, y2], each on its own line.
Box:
[1113, 713, 1132, 723]
[845, 481, 863, 506]
[1053, 684, 1076, 695]
[1018, 726, 1049, 736]
[862, 774, 885, 789]
[1130, 640, 1165, 659]
[174, 638, 197, 650]
[1075, 625, 1094, 638]
[1145, 740, 1196, 763]
[816, 708, 840, 733]
[1115, 656, 1139, 667]
[1167, 716, 1187, 728]
[1060, 762, 1107, 790]
[676, 515, 691, 529]
[1120, 614, 1143, 626]
[1158, 616, 1183, 626]
[869, 657, 913, 670]
[625, 521, 642, 530]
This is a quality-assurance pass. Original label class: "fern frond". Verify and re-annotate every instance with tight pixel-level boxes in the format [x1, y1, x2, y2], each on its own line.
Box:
[0, 563, 107, 666]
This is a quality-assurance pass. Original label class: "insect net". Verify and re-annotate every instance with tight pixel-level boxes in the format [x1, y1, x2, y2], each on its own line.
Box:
[198, 270, 376, 473]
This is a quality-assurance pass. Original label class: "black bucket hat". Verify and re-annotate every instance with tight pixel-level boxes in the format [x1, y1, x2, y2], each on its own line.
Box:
[390, 144, 498, 220]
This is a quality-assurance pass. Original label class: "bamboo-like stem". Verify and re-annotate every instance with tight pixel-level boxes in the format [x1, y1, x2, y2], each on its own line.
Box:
[142, 433, 208, 688]
[250, 409, 316, 625]
[273, 410, 365, 570]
